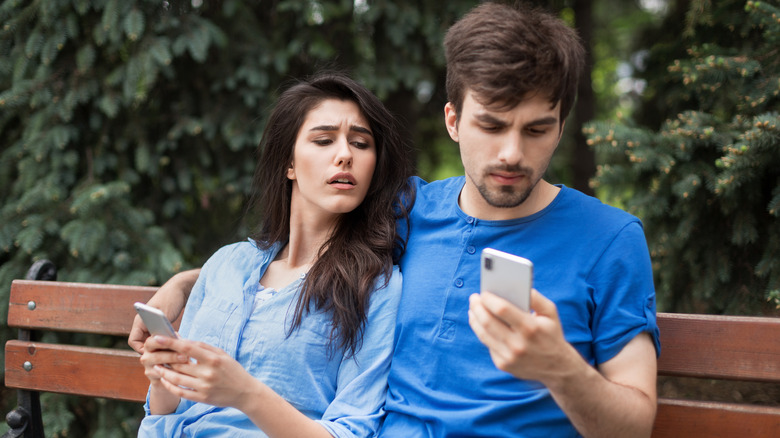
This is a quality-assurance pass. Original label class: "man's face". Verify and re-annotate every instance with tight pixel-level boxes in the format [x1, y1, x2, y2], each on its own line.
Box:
[445, 90, 563, 220]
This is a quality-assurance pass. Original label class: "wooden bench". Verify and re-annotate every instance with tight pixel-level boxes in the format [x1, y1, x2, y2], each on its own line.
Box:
[3, 276, 779, 437]
[3, 273, 168, 438]
[652, 312, 780, 437]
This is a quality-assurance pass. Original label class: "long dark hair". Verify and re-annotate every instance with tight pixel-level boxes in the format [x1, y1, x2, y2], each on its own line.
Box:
[246, 72, 413, 357]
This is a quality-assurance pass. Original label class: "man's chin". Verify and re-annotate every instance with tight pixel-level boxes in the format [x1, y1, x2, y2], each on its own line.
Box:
[479, 186, 532, 209]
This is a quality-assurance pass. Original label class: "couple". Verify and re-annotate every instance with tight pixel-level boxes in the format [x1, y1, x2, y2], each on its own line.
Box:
[131, 3, 660, 437]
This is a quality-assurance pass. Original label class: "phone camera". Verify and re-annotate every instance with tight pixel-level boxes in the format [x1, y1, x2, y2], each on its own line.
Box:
[484, 257, 493, 270]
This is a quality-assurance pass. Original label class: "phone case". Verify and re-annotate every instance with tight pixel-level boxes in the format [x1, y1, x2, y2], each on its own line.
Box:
[480, 248, 533, 311]
[134, 302, 179, 338]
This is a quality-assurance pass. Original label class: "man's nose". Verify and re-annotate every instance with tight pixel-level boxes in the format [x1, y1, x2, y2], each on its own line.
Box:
[498, 132, 523, 165]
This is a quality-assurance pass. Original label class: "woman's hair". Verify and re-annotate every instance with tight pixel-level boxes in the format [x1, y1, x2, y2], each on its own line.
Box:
[444, 1, 585, 124]
[246, 72, 413, 357]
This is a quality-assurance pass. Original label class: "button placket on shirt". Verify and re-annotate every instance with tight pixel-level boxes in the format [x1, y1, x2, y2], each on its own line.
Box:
[437, 215, 479, 340]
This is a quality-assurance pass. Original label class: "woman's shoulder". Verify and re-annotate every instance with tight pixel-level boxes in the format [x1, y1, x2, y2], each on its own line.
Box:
[201, 240, 273, 273]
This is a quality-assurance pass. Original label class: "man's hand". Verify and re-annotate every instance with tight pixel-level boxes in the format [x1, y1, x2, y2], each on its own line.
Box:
[468, 289, 580, 383]
[468, 289, 657, 438]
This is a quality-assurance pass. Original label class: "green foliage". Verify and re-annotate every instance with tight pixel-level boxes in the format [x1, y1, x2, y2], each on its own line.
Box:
[586, 0, 780, 314]
[0, 0, 481, 435]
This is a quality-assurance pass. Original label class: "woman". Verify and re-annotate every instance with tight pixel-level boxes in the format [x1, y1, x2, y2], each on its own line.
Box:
[138, 72, 413, 437]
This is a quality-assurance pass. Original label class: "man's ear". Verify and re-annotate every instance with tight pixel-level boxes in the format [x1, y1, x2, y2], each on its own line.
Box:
[444, 102, 459, 142]
[557, 120, 566, 144]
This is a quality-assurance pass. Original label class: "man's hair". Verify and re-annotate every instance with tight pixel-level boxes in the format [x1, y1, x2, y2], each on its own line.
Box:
[444, 1, 585, 122]
[246, 72, 413, 358]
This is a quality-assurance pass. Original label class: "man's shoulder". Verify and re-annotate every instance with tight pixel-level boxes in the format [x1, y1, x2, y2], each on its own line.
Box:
[411, 175, 464, 198]
[558, 186, 640, 227]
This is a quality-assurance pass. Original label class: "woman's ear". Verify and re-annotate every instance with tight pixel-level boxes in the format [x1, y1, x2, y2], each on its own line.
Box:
[286, 163, 295, 180]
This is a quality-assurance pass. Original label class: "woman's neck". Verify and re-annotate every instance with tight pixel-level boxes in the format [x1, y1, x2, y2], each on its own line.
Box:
[260, 210, 337, 290]
[283, 206, 338, 269]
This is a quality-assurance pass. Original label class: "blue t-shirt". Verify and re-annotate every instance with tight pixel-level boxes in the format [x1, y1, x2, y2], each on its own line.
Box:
[139, 240, 402, 438]
[380, 176, 659, 437]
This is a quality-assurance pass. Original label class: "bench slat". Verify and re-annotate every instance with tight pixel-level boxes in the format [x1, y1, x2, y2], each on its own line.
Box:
[653, 397, 780, 437]
[8, 280, 159, 336]
[4, 340, 148, 403]
[657, 312, 780, 382]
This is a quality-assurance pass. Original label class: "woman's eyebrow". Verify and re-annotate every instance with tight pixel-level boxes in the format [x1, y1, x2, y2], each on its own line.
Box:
[350, 125, 373, 136]
[309, 125, 373, 136]
[309, 125, 339, 132]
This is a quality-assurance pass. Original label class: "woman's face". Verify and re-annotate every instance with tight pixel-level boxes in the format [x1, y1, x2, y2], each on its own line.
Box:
[287, 98, 377, 222]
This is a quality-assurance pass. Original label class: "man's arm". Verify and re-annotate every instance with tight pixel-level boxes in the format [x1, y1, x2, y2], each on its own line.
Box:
[128, 269, 201, 353]
[468, 290, 657, 438]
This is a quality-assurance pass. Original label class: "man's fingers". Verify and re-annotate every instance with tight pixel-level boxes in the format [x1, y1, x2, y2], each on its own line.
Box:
[529, 289, 559, 321]
[469, 294, 511, 343]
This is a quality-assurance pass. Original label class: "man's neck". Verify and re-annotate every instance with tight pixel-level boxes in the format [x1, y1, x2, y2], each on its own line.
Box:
[458, 178, 560, 221]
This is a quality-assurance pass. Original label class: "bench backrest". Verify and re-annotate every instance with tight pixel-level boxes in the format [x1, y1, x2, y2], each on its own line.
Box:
[653, 312, 780, 437]
[5, 280, 780, 434]
[5, 279, 161, 402]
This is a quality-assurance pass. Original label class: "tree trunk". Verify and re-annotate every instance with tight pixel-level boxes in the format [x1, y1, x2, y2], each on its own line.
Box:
[572, 0, 596, 196]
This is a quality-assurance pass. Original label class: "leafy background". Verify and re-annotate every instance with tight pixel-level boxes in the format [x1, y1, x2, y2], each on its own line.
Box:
[1, 0, 778, 435]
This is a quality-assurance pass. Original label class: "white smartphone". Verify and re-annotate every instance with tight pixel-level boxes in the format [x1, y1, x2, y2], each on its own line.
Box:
[134, 302, 179, 338]
[480, 248, 533, 312]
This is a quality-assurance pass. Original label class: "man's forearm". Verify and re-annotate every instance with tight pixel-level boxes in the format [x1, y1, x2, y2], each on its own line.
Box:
[545, 335, 657, 438]
[547, 361, 655, 437]
[148, 269, 200, 321]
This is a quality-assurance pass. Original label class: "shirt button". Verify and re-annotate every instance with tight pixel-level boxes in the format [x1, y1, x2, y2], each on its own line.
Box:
[454, 278, 464, 288]
[467, 246, 476, 254]
[466, 217, 474, 224]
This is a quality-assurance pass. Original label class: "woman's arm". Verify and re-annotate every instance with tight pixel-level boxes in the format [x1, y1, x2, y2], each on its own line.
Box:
[149, 268, 402, 438]
[140, 335, 188, 415]
[149, 336, 333, 438]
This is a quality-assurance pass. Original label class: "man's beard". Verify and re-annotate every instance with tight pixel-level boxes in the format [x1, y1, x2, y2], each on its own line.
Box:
[473, 165, 539, 209]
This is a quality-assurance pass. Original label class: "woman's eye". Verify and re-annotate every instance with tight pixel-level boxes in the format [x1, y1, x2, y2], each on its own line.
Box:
[313, 139, 332, 146]
[351, 141, 370, 149]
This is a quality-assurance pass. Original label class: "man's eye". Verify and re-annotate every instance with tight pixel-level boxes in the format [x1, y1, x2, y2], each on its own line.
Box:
[481, 125, 500, 132]
[527, 128, 548, 136]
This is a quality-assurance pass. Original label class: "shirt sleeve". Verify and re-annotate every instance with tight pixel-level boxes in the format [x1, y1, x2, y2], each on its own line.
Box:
[590, 221, 661, 364]
[142, 244, 236, 415]
[315, 267, 402, 438]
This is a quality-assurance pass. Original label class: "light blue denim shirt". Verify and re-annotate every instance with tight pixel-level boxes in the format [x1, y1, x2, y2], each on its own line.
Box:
[139, 239, 402, 437]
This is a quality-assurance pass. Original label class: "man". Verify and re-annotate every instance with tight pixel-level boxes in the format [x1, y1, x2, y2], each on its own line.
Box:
[130, 3, 659, 436]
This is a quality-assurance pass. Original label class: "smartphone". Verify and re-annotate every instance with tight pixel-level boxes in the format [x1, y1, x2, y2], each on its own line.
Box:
[480, 248, 533, 312]
[134, 302, 179, 338]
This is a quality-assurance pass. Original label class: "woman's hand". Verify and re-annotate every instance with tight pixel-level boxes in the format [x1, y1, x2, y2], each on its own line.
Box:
[150, 336, 263, 411]
[140, 335, 191, 414]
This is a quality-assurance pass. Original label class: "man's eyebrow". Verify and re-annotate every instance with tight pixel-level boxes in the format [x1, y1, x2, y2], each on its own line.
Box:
[474, 113, 559, 127]
[526, 116, 559, 127]
[474, 112, 509, 126]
